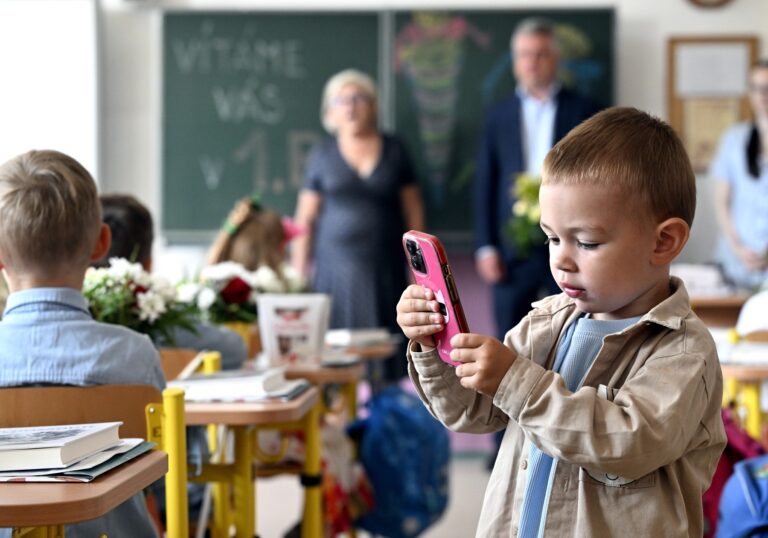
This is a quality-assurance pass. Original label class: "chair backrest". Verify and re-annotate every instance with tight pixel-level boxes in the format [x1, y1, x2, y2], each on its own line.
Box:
[159, 347, 200, 381]
[0, 384, 189, 538]
[0, 384, 161, 439]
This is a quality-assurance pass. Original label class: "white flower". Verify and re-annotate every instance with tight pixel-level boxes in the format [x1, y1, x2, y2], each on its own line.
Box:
[106, 257, 144, 282]
[196, 287, 216, 311]
[177, 282, 202, 303]
[281, 264, 306, 292]
[136, 290, 168, 322]
[201, 262, 250, 284]
[252, 265, 284, 293]
[153, 277, 177, 302]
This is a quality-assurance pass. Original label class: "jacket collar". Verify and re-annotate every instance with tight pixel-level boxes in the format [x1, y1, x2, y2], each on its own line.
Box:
[530, 276, 691, 332]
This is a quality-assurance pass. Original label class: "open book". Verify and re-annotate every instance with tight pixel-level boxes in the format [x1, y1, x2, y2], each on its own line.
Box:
[0, 422, 121, 472]
[168, 368, 309, 402]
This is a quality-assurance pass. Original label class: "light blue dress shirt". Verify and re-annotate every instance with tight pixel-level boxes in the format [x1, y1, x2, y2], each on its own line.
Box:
[0, 287, 164, 538]
[517, 84, 559, 175]
[709, 122, 768, 288]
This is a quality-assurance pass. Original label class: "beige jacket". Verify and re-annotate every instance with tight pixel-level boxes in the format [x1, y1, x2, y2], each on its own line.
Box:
[408, 278, 726, 537]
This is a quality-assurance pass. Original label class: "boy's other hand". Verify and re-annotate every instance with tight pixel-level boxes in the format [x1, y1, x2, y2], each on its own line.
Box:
[396, 285, 444, 350]
[450, 334, 517, 397]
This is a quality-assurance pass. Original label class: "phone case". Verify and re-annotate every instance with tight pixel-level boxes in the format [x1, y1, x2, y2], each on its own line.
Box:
[402, 231, 469, 366]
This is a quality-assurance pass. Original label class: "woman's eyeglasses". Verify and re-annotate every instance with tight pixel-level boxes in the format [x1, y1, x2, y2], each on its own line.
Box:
[330, 93, 371, 108]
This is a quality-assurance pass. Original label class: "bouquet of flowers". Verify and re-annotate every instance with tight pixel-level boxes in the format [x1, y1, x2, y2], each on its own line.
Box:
[506, 173, 546, 257]
[83, 258, 198, 344]
[177, 261, 306, 324]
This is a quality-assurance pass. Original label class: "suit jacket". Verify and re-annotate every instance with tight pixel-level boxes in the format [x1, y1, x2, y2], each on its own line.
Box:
[474, 88, 600, 262]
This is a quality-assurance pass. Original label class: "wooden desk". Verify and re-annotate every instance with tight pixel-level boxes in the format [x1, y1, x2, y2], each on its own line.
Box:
[285, 363, 365, 422]
[691, 295, 749, 328]
[185, 387, 321, 538]
[0, 451, 167, 534]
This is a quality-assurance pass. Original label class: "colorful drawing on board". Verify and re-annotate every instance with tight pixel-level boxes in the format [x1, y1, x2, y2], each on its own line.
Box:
[395, 12, 490, 207]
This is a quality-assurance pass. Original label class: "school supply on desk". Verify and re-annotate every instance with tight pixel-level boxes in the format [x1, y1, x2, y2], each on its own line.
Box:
[0, 439, 154, 482]
[257, 293, 331, 367]
[402, 231, 469, 366]
[168, 368, 309, 402]
[0, 422, 121, 472]
[325, 328, 392, 347]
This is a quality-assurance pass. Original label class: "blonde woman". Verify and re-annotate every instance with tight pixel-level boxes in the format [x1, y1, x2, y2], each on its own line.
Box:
[292, 69, 424, 383]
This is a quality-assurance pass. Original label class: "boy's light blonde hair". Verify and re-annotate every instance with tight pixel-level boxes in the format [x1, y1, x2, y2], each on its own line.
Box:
[0, 150, 101, 273]
[320, 69, 378, 134]
[543, 107, 697, 227]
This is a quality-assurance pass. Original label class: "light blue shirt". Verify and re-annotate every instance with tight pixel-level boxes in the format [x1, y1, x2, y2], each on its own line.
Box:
[0, 287, 163, 538]
[709, 122, 768, 288]
[518, 314, 641, 538]
[517, 84, 559, 175]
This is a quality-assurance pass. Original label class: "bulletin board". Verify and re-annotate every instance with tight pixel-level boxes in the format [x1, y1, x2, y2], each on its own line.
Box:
[667, 35, 759, 173]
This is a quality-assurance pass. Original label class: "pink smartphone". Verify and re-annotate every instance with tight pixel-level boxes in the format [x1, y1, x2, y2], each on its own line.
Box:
[402, 231, 469, 366]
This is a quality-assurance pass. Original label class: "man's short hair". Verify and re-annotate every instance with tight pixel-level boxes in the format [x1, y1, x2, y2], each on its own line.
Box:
[97, 194, 154, 267]
[543, 107, 697, 227]
[0, 150, 101, 273]
[510, 17, 560, 54]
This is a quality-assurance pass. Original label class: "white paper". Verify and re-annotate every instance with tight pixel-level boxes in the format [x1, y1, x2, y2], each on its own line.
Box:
[676, 43, 750, 97]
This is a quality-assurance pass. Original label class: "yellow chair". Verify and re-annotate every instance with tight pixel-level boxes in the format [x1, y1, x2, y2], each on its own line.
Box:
[0, 385, 189, 538]
[722, 329, 768, 440]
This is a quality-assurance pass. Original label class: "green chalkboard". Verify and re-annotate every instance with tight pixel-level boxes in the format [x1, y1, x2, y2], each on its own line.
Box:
[162, 9, 613, 245]
[393, 9, 614, 243]
[162, 12, 379, 241]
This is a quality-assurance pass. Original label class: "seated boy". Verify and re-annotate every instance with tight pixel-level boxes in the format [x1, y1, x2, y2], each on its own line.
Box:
[95, 193, 247, 370]
[0, 150, 163, 537]
[397, 107, 727, 536]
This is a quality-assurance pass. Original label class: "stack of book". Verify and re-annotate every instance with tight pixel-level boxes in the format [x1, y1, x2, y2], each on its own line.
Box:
[0, 422, 153, 482]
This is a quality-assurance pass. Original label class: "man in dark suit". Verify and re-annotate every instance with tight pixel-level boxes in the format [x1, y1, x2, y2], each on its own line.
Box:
[474, 18, 600, 340]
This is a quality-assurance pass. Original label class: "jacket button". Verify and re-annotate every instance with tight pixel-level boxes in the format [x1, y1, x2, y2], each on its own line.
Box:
[521, 459, 528, 470]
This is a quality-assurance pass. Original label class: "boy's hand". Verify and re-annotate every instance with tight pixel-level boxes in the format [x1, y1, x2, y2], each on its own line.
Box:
[396, 285, 445, 350]
[450, 334, 517, 397]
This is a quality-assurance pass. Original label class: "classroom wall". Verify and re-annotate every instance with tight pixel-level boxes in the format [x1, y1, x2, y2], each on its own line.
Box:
[99, 0, 768, 281]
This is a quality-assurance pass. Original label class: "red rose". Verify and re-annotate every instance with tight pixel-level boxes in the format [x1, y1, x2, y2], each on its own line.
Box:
[220, 277, 252, 304]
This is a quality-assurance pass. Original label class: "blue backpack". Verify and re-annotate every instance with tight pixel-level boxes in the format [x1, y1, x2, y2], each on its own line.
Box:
[718, 454, 768, 537]
[348, 385, 450, 537]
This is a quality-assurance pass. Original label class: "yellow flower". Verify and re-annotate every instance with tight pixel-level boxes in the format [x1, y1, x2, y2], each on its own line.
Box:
[513, 200, 529, 217]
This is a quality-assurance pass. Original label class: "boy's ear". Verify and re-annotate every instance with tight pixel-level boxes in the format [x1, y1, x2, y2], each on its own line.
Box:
[89, 223, 112, 263]
[651, 217, 689, 266]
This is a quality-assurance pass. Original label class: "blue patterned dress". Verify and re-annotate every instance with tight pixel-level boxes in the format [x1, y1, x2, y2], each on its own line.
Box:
[304, 134, 416, 382]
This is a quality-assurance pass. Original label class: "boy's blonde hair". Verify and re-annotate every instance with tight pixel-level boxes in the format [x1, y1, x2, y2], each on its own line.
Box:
[543, 107, 697, 227]
[320, 69, 378, 134]
[0, 150, 101, 273]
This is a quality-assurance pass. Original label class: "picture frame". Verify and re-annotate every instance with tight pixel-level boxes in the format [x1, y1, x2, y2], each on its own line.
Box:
[667, 35, 759, 173]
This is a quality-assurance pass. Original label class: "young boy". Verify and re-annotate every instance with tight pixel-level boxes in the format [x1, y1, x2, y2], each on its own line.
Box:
[96, 193, 247, 370]
[397, 107, 726, 537]
[0, 150, 164, 538]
